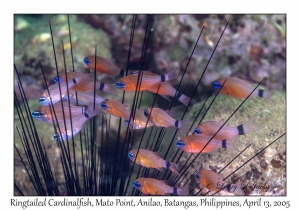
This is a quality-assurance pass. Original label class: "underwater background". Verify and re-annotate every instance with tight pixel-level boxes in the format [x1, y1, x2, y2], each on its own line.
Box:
[14, 14, 286, 196]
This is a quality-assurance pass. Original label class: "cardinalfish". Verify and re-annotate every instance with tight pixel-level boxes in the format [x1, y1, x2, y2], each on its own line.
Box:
[116, 68, 178, 92]
[69, 91, 105, 106]
[143, 107, 191, 132]
[32, 101, 86, 123]
[194, 113, 260, 140]
[83, 55, 128, 77]
[70, 78, 117, 96]
[195, 170, 244, 195]
[176, 134, 239, 153]
[124, 109, 154, 130]
[54, 71, 117, 96]
[133, 178, 188, 195]
[54, 103, 102, 141]
[39, 82, 73, 105]
[131, 71, 197, 107]
[39, 71, 91, 105]
[213, 77, 274, 99]
[128, 149, 179, 175]
[53, 71, 89, 84]
[100, 99, 130, 120]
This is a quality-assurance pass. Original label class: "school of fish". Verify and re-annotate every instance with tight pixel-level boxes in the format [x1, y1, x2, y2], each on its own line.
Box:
[32, 55, 273, 195]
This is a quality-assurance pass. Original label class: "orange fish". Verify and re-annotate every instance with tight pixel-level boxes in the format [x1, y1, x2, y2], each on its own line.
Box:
[176, 134, 239, 153]
[32, 102, 86, 123]
[116, 68, 178, 92]
[213, 77, 273, 99]
[124, 109, 154, 129]
[194, 113, 260, 140]
[54, 71, 89, 85]
[195, 170, 244, 195]
[83, 55, 126, 76]
[128, 149, 179, 175]
[144, 107, 191, 132]
[133, 178, 188, 195]
[100, 99, 130, 120]
[69, 91, 106, 106]
[131, 71, 197, 106]
[148, 82, 197, 107]
[71, 78, 118, 96]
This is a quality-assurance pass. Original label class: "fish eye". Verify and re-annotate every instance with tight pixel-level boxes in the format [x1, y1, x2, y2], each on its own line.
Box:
[32, 111, 43, 118]
[176, 140, 185, 149]
[53, 75, 62, 83]
[83, 57, 91, 65]
[213, 81, 221, 89]
[116, 81, 125, 89]
[143, 110, 149, 118]
[195, 171, 201, 181]
[101, 101, 108, 109]
[128, 152, 134, 160]
[53, 133, 60, 141]
[124, 120, 129, 126]
[133, 181, 141, 189]
[132, 71, 137, 75]
[194, 127, 201, 134]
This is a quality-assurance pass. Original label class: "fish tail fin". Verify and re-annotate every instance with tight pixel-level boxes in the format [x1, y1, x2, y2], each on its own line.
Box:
[177, 93, 198, 107]
[84, 103, 104, 118]
[164, 67, 179, 82]
[99, 83, 119, 96]
[242, 113, 261, 134]
[176, 119, 193, 132]
[174, 185, 189, 196]
[224, 136, 240, 152]
[166, 161, 180, 175]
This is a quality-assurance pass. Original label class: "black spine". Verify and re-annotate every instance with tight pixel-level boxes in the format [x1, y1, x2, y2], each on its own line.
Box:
[175, 120, 179, 128]
[161, 74, 166, 82]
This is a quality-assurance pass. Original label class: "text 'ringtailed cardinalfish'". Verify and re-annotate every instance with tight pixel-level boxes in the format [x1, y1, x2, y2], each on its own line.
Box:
[124, 109, 154, 130]
[116, 67, 179, 92]
[194, 113, 261, 140]
[32, 101, 87, 123]
[131, 71, 197, 107]
[54, 103, 103, 141]
[84, 55, 133, 77]
[195, 170, 244, 195]
[176, 134, 239, 153]
[133, 178, 188, 195]
[128, 149, 179, 175]
[143, 107, 192, 132]
[100, 99, 130, 120]
[213, 77, 274, 99]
